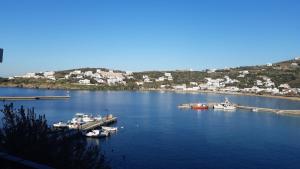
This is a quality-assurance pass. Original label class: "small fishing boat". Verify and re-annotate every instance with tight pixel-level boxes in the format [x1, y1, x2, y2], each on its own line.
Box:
[86, 130, 110, 137]
[213, 104, 225, 109]
[213, 98, 236, 111]
[191, 103, 208, 110]
[177, 104, 190, 109]
[223, 105, 236, 111]
[100, 130, 110, 137]
[86, 130, 100, 137]
[102, 126, 118, 132]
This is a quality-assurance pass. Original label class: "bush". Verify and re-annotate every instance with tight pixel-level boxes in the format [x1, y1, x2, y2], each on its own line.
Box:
[0, 103, 110, 169]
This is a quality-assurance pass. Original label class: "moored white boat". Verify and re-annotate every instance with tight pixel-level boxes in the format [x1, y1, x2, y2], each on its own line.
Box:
[177, 104, 190, 109]
[223, 105, 236, 111]
[82, 114, 95, 123]
[53, 121, 68, 128]
[94, 115, 102, 121]
[100, 130, 110, 137]
[213, 98, 236, 111]
[85, 130, 110, 137]
[102, 126, 118, 132]
[213, 104, 225, 109]
[86, 130, 100, 137]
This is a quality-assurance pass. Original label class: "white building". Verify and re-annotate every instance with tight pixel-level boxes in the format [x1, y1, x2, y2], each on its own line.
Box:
[239, 70, 249, 75]
[167, 76, 173, 81]
[156, 76, 165, 82]
[76, 75, 83, 79]
[143, 75, 152, 83]
[207, 69, 217, 73]
[205, 78, 225, 88]
[224, 76, 239, 84]
[107, 77, 124, 85]
[44, 71, 55, 77]
[264, 79, 275, 87]
[186, 86, 200, 91]
[136, 82, 144, 86]
[291, 63, 298, 67]
[242, 86, 263, 93]
[95, 78, 105, 84]
[220, 86, 240, 92]
[279, 83, 290, 89]
[173, 84, 186, 90]
[79, 79, 90, 85]
[126, 71, 133, 75]
[256, 80, 263, 86]
[43, 71, 55, 80]
[70, 70, 81, 75]
[84, 71, 93, 77]
[190, 82, 198, 86]
[199, 83, 208, 90]
[164, 72, 173, 81]
[22, 73, 36, 78]
[91, 73, 102, 79]
[65, 75, 70, 79]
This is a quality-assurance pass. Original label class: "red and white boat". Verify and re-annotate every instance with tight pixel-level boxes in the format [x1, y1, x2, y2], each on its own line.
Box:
[191, 103, 208, 110]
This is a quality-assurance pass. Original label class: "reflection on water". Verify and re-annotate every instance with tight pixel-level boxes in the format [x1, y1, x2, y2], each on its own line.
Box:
[1, 87, 300, 169]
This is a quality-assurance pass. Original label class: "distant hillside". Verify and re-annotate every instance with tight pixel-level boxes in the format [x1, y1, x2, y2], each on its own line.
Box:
[1, 58, 300, 94]
[133, 58, 300, 88]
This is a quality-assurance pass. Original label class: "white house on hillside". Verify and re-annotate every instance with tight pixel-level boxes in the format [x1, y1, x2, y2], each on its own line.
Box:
[79, 79, 90, 85]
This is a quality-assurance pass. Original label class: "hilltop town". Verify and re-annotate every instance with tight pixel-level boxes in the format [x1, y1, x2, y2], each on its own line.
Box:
[1, 57, 300, 97]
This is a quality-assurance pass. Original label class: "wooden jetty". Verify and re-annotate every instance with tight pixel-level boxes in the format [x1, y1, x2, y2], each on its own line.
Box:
[177, 103, 216, 109]
[0, 95, 70, 101]
[178, 102, 300, 115]
[80, 117, 117, 131]
[236, 105, 300, 115]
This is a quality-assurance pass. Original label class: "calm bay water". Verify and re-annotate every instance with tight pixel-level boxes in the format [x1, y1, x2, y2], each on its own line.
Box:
[1, 87, 300, 169]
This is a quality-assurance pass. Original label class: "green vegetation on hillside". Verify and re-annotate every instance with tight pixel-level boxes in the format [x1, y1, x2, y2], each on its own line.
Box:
[1, 58, 299, 90]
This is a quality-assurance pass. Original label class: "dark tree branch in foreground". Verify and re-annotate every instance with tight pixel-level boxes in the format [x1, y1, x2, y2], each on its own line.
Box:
[0, 103, 110, 169]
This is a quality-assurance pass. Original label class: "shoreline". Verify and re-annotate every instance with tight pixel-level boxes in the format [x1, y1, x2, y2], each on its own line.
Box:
[137, 89, 300, 102]
[1, 84, 300, 102]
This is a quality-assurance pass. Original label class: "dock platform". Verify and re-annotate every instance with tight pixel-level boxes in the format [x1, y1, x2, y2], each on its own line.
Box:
[236, 105, 300, 115]
[80, 117, 117, 131]
[0, 95, 70, 101]
[178, 102, 300, 115]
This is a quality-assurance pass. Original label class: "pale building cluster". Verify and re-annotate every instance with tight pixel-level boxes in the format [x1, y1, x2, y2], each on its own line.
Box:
[168, 75, 300, 96]
[10, 71, 56, 80]
[65, 69, 129, 85]
[10, 69, 132, 86]
[136, 72, 173, 85]
[237, 70, 249, 78]
[155, 73, 173, 82]
[6, 57, 300, 96]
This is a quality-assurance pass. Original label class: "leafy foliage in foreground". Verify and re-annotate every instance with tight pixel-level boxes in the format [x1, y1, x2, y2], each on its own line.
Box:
[0, 103, 110, 169]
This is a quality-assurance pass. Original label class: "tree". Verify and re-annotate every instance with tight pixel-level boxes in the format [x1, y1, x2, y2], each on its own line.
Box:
[0, 103, 110, 169]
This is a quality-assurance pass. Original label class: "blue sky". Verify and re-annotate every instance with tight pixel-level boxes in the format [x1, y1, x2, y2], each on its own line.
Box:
[0, 0, 299, 76]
